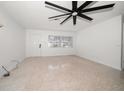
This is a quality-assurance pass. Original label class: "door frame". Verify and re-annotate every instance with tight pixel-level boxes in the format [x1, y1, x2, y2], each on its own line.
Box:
[121, 16, 124, 70]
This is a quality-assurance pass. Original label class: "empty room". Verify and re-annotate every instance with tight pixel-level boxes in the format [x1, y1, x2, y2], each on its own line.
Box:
[0, 0, 124, 91]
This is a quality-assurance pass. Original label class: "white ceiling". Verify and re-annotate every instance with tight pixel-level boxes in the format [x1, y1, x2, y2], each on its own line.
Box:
[0, 1, 124, 31]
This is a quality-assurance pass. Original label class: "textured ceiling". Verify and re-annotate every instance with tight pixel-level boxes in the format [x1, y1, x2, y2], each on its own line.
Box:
[0, 1, 124, 31]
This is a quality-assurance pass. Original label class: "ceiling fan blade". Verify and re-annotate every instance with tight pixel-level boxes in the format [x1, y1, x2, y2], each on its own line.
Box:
[81, 3, 115, 13]
[72, 1, 77, 25]
[78, 1, 93, 11]
[60, 15, 72, 24]
[45, 1, 73, 13]
[73, 16, 77, 25]
[48, 13, 71, 19]
[72, 1, 77, 11]
[78, 13, 93, 21]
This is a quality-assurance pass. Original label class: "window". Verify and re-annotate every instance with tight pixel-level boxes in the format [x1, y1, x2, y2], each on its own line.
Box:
[48, 35, 73, 48]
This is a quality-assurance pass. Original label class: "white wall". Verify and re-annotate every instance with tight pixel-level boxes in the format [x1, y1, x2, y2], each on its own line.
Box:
[26, 30, 76, 57]
[122, 23, 124, 70]
[0, 8, 25, 77]
[76, 15, 122, 70]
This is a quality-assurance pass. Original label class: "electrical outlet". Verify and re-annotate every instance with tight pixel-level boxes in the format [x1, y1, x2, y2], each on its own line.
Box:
[0, 24, 3, 28]
[0, 26, 2, 28]
[11, 60, 20, 68]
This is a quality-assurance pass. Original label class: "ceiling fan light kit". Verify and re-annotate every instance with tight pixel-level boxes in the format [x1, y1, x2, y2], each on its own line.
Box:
[72, 12, 78, 16]
[45, 1, 115, 25]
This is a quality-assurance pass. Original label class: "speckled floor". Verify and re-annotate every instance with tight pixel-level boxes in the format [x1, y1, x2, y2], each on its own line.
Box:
[0, 55, 124, 91]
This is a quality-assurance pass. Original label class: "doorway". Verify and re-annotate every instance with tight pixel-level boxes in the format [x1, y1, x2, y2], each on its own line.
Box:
[30, 34, 42, 57]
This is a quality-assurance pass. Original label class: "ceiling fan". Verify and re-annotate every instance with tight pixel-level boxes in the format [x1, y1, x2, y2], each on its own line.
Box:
[45, 1, 115, 25]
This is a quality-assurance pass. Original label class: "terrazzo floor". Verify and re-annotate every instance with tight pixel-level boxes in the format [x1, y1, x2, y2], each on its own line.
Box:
[0, 55, 124, 91]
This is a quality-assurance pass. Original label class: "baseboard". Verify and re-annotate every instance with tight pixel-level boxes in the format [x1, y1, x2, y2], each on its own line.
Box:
[76, 54, 121, 71]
